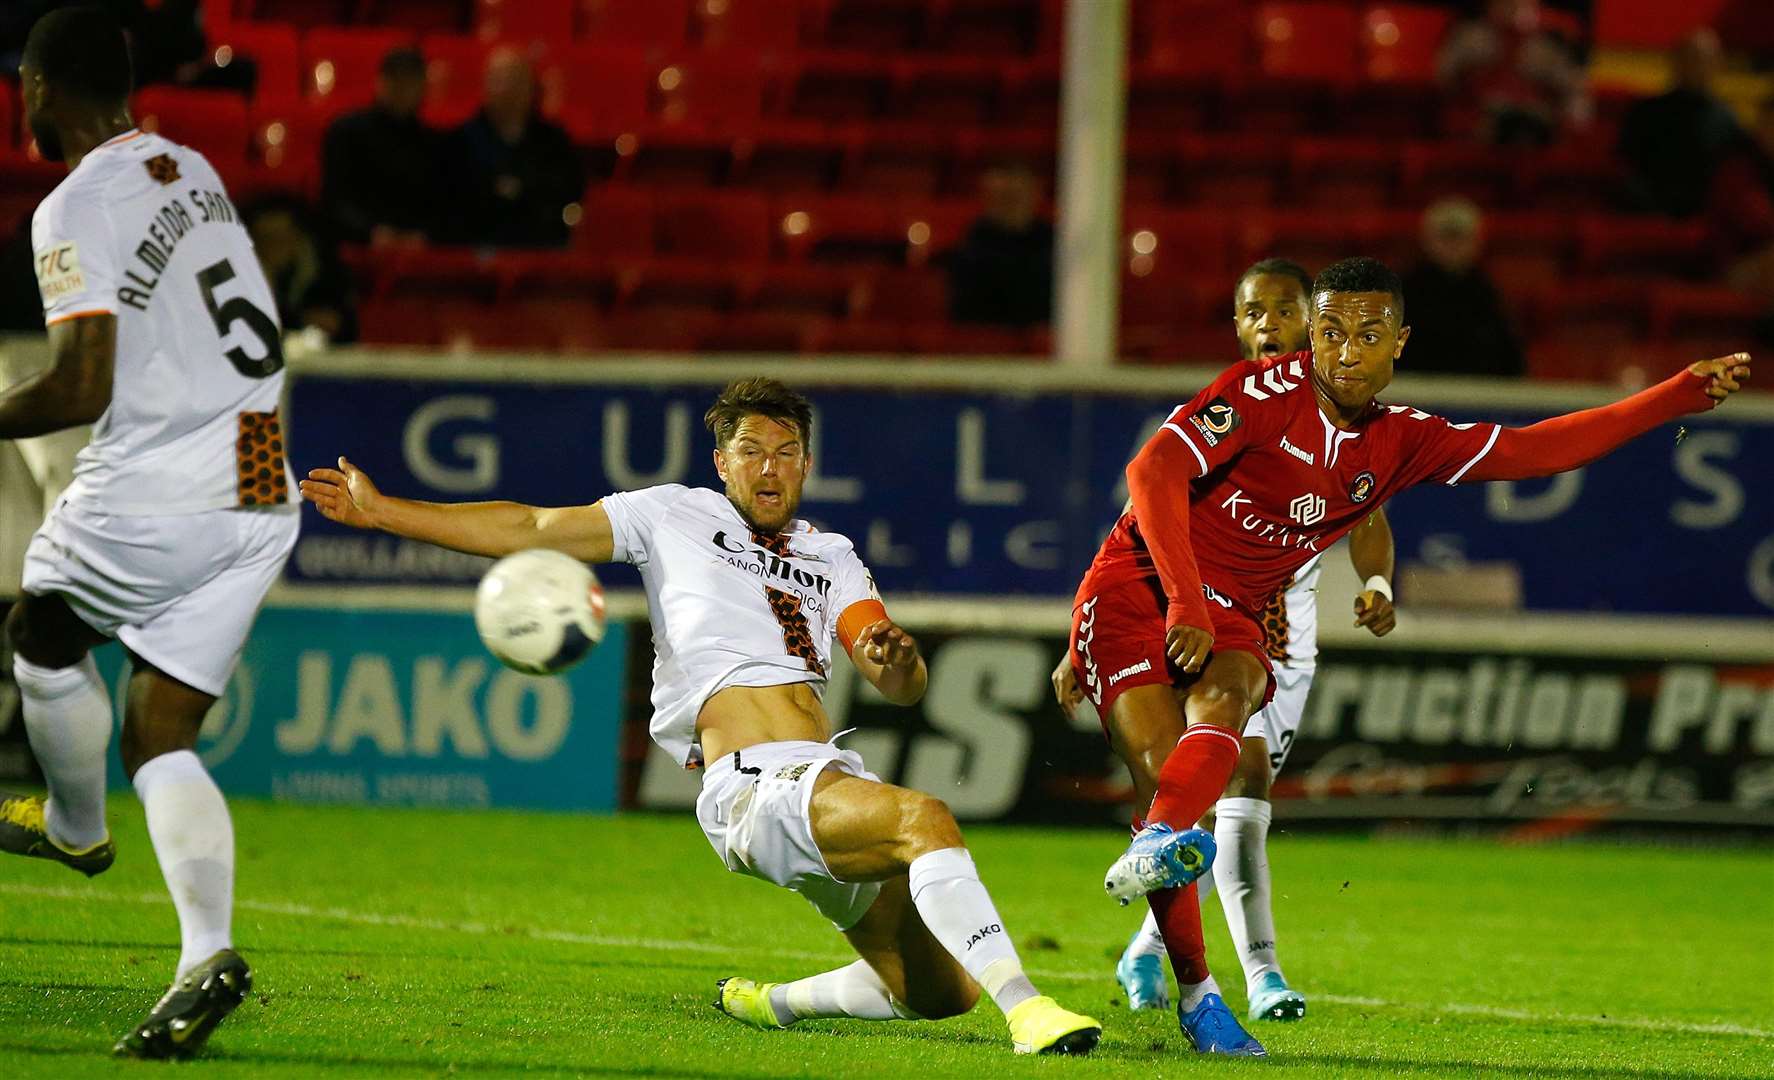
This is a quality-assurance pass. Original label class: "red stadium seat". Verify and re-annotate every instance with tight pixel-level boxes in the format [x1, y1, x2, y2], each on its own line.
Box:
[1483, 211, 1573, 289]
[1254, 3, 1360, 84]
[1647, 285, 1768, 342]
[1122, 207, 1234, 278]
[814, 0, 929, 51]
[364, 0, 472, 33]
[375, 247, 506, 304]
[1360, 4, 1453, 84]
[358, 297, 441, 345]
[774, 193, 898, 262]
[1399, 142, 1523, 207]
[928, 0, 1046, 57]
[476, 0, 574, 43]
[624, 263, 745, 312]
[653, 190, 771, 260]
[730, 123, 849, 192]
[901, 199, 977, 264]
[581, 0, 692, 48]
[785, 53, 893, 123]
[598, 307, 722, 351]
[999, 60, 1059, 128]
[1138, 0, 1248, 78]
[695, 0, 805, 52]
[951, 128, 1056, 197]
[304, 28, 416, 110]
[1575, 216, 1707, 278]
[847, 124, 952, 196]
[886, 57, 1004, 127]
[696, 311, 817, 352]
[857, 267, 948, 321]
[653, 55, 767, 130]
[249, 98, 340, 195]
[801, 317, 909, 353]
[212, 23, 302, 104]
[133, 88, 252, 174]
[1127, 70, 1219, 135]
[246, 0, 355, 28]
[749, 263, 869, 318]
[1523, 149, 1628, 213]
[1120, 271, 1225, 332]
[620, 128, 735, 188]
[1525, 279, 1652, 345]
[905, 322, 1039, 355]
[0, 78, 16, 150]
[539, 46, 652, 138]
[1288, 139, 1398, 209]
[1175, 134, 1286, 208]
[576, 184, 654, 257]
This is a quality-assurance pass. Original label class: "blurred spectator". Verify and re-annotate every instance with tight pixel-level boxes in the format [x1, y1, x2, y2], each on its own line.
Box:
[245, 197, 359, 346]
[449, 47, 584, 249]
[1438, 0, 1589, 146]
[944, 160, 1053, 329]
[321, 47, 441, 247]
[1709, 99, 1774, 339]
[1401, 198, 1524, 377]
[1619, 29, 1746, 219]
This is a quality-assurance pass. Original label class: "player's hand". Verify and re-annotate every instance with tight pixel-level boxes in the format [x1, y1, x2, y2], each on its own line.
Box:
[299, 456, 381, 530]
[1165, 624, 1214, 673]
[1051, 653, 1083, 721]
[1354, 590, 1396, 637]
[856, 619, 918, 670]
[1690, 352, 1751, 402]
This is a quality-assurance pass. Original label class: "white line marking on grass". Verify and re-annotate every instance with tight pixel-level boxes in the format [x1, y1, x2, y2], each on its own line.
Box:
[4, 882, 1766, 1041]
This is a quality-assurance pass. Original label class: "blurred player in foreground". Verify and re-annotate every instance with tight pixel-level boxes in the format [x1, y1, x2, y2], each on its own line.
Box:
[300, 377, 1103, 1056]
[1054, 259, 1397, 1025]
[1075, 257, 1751, 1057]
[0, 7, 297, 1059]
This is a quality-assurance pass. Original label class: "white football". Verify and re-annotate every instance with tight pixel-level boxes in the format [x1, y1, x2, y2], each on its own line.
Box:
[474, 549, 607, 675]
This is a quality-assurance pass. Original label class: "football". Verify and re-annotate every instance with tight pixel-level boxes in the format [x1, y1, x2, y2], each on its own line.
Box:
[473, 549, 607, 675]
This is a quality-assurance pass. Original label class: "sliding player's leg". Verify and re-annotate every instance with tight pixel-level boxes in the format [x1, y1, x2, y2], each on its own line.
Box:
[0, 591, 114, 874]
[702, 745, 1098, 1054]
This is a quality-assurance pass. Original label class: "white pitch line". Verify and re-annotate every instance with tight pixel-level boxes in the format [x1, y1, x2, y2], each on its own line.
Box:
[3, 881, 1768, 1041]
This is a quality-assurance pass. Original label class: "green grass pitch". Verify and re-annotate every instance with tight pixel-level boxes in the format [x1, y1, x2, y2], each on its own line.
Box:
[1, 801, 1769, 1079]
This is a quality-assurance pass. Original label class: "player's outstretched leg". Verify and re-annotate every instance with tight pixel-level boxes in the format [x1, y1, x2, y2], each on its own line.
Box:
[112, 661, 246, 1060]
[1, 595, 115, 875]
[810, 775, 1102, 1055]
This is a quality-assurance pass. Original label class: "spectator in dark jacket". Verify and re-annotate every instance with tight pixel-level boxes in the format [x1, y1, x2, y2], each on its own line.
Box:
[245, 197, 358, 345]
[449, 47, 584, 248]
[944, 159, 1053, 328]
[1401, 198, 1524, 377]
[1619, 29, 1748, 218]
[321, 47, 442, 246]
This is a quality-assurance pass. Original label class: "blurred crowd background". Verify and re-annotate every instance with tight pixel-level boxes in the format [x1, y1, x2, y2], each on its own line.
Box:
[1, 0, 1772, 377]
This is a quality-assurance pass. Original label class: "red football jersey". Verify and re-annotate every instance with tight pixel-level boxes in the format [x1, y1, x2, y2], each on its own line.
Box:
[1080, 351, 1499, 618]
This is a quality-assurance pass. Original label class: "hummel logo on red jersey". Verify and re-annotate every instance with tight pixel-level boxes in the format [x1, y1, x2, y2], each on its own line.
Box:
[1278, 436, 1314, 465]
[1241, 358, 1305, 401]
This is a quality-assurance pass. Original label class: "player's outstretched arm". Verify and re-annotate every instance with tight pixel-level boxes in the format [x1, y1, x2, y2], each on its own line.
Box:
[1462, 354, 1752, 483]
[846, 618, 928, 706]
[0, 314, 115, 439]
[1349, 508, 1396, 637]
[299, 456, 616, 563]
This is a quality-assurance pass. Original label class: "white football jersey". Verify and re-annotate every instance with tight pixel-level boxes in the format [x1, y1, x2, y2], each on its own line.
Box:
[604, 485, 882, 766]
[1264, 553, 1321, 671]
[32, 130, 290, 515]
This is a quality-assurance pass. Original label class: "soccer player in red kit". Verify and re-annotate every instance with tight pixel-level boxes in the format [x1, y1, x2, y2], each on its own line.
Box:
[1071, 256, 1754, 1057]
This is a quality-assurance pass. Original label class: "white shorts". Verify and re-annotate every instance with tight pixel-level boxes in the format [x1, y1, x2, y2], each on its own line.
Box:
[21, 496, 298, 697]
[1243, 661, 1314, 778]
[696, 739, 884, 931]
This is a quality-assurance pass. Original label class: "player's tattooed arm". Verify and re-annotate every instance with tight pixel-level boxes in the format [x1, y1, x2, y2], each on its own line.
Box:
[0, 313, 115, 439]
[848, 618, 928, 706]
[1349, 508, 1396, 637]
[300, 456, 616, 562]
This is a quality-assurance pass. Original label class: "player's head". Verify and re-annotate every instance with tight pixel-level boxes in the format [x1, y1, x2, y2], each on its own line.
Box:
[1309, 257, 1409, 411]
[375, 47, 428, 118]
[706, 377, 814, 534]
[1420, 197, 1483, 275]
[1233, 258, 1312, 362]
[20, 5, 133, 163]
[483, 46, 536, 129]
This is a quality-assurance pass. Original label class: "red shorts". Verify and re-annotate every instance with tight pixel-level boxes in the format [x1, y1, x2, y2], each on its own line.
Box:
[1069, 575, 1275, 722]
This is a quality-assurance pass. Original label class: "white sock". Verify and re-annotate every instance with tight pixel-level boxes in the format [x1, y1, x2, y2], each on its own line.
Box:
[906, 847, 1038, 1015]
[767, 959, 921, 1024]
[134, 750, 234, 979]
[1125, 906, 1166, 959]
[1211, 797, 1281, 989]
[15, 654, 112, 849]
[1177, 974, 1221, 1013]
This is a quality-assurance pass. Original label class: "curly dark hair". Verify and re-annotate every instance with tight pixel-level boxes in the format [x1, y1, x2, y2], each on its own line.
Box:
[23, 6, 132, 104]
[1312, 257, 1404, 320]
[1236, 258, 1313, 301]
[703, 377, 814, 447]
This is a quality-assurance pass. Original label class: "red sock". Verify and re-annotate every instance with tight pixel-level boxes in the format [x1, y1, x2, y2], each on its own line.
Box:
[1131, 816, 1211, 986]
[1147, 724, 1243, 829]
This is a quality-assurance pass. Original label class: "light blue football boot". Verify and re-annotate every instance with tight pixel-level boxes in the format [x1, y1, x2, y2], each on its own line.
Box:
[1178, 992, 1267, 1056]
[1246, 971, 1306, 1021]
[1114, 933, 1170, 1011]
[1103, 824, 1217, 905]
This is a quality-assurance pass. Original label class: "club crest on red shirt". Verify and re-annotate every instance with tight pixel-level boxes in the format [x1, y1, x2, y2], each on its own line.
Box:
[1349, 470, 1376, 503]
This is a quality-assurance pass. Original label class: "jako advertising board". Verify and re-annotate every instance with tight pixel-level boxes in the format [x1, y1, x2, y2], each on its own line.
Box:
[283, 359, 1774, 617]
[71, 605, 628, 812]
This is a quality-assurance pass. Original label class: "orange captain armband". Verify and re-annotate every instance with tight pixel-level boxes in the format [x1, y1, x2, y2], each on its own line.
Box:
[836, 599, 889, 656]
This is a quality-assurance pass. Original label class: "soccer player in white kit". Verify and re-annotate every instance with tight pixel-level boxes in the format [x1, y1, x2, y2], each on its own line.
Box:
[299, 377, 1103, 1056]
[1053, 260, 1397, 1026]
[0, 8, 297, 1060]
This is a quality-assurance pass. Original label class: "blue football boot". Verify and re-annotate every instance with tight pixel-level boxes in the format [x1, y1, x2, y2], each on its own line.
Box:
[1178, 992, 1267, 1056]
